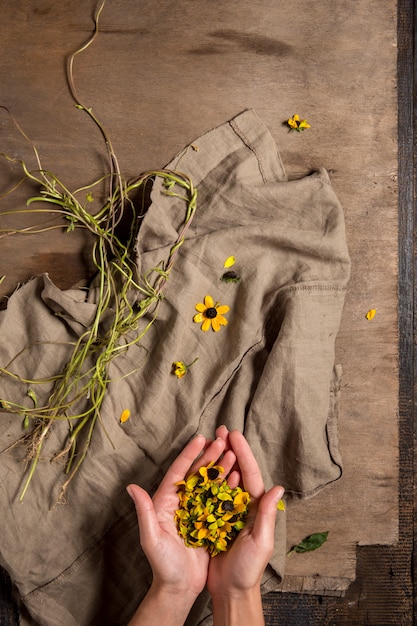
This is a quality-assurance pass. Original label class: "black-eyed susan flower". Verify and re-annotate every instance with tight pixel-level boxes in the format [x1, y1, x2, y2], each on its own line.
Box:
[199, 461, 224, 484]
[172, 357, 199, 379]
[287, 114, 311, 132]
[175, 462, 250, 556]
[193, 295, 229, 332]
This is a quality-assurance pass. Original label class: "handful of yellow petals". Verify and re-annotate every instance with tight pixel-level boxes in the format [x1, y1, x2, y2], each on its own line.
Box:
[175, 462, 251, 556]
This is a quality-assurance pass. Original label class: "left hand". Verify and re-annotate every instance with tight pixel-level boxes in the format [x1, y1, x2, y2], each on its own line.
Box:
[127, 433, 237, 601]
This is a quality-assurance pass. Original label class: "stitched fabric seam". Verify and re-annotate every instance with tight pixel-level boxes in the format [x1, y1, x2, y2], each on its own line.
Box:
[229, 119, 268, 183]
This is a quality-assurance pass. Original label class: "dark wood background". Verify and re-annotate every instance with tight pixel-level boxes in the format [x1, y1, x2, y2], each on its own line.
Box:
[0, 0, 414, 624]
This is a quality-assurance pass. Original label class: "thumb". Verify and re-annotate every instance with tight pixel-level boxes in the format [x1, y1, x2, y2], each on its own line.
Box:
[127, 483, 159, 548]
[251, 486, 285, 550]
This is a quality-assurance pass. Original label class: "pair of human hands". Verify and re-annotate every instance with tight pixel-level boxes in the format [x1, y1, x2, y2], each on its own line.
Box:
[127, 426, 284, 617]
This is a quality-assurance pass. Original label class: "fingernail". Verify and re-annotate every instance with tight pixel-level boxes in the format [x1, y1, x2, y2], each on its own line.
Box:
[276, 487, 285, 501]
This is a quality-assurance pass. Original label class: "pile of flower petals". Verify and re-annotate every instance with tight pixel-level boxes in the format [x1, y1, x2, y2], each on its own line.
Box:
[175, 462, 251, 556]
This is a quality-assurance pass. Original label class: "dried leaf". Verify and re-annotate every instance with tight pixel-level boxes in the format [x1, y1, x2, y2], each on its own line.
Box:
[288, 531, 329, 555]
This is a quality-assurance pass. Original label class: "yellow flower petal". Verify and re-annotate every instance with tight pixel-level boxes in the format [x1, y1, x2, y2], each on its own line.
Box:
[216, 305, 230, 315]
[120, 409, 131, 423]
[365, 308, 377, 320]
[195, 302, 206, 313]
[216, 315, 228, 327]
[201, 318, 211, 332]
[224, 256, 236, 268]
[211, 317, 220, 332]
[204, 295, 214, 308]
[277, 499, 286, 512]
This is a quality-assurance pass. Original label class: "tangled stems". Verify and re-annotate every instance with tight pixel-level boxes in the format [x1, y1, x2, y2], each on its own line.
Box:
[0, 0, 199, 502]
[1, 167, 197, 503]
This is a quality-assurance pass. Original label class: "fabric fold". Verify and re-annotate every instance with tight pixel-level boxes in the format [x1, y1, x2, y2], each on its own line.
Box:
[0, 109, 350, 625]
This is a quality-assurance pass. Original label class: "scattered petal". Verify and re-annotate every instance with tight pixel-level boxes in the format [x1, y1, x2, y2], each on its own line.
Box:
[277, 499, 286, 512]
[224, 256, 236, 268]
[120, 409, 131, 423]
[365, 308, 377, 320]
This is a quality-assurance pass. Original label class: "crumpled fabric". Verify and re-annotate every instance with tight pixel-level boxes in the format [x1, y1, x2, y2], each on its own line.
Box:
[0, 109, 350, 625]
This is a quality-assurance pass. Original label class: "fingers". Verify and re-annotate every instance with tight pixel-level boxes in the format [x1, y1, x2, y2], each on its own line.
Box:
[158, 434, 207, 491]
[250, 486, 285, 551]
[126, 483, 159, 548]
[228, 430, 265, 499]
[187, 435, 227, 476]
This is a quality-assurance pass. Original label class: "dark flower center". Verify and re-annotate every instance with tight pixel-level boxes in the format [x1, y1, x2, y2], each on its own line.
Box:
[207, 467, 220, 480]
[205, 307, 217, 319]
[222, 501, 234, 512]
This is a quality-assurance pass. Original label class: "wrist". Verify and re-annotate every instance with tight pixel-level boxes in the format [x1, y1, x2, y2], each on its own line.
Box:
[127, 582, 198, 626]
[211, 587, 264, 626]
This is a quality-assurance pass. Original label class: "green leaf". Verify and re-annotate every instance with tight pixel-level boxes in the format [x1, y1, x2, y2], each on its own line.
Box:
[288, 531, 329, 556]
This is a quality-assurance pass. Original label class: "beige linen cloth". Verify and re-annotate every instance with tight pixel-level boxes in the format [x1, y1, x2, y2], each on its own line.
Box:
[0, 110, 350, 625]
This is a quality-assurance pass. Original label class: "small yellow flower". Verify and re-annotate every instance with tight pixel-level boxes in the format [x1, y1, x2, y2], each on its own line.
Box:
[287, 114, 311, 132]
[199, 461, 224, 484]
[172, 358, 198, 378]
[172, 361, 187, 378]
[194, 295, 229, 332]
[119, 409, 131, 423]
[365, 308, 377, 320]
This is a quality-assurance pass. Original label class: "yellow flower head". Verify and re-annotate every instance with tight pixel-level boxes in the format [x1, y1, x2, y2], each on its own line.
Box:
[287, 114, 311, 132]
[199, 461, 224, 484]
[172, 357, 198, 378]
[172, 361, 187, 378]
[193, 295, 229, 332]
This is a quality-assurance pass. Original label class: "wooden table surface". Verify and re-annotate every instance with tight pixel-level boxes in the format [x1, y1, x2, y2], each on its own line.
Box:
[0, 0, 414, 624]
